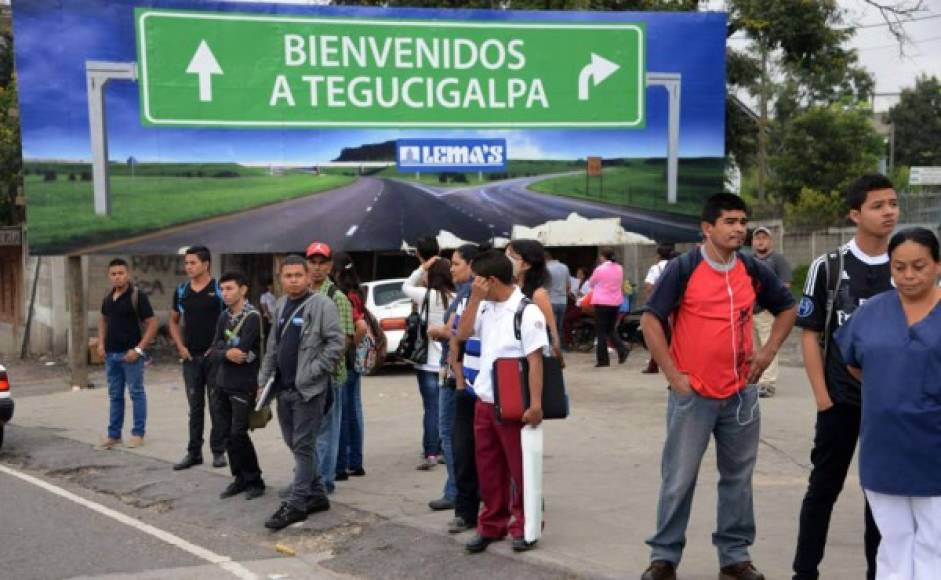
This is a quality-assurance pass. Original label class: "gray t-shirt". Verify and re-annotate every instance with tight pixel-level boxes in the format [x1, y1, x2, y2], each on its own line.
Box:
[546, 260, 571, 305]
[755, 251, 792, 313]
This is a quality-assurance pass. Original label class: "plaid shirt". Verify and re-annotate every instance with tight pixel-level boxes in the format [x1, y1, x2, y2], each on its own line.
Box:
[317, 279, 352, 384]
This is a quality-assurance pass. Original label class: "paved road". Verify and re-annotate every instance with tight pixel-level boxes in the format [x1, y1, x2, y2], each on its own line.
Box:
[98, 176, 700, 254]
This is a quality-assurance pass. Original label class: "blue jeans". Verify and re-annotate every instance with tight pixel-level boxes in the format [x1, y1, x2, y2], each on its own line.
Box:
[439, 383, 457, 501]
[416, 370, 441, 456]
[316, 382, 342, 494]
[105, 352, 146, 440]
[646, 384, 761, 568]
[551, 303, 566, 342]
[336, 371, 364, 473]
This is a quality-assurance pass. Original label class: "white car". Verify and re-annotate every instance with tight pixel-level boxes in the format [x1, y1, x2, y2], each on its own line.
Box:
[361, 278, 413, 360]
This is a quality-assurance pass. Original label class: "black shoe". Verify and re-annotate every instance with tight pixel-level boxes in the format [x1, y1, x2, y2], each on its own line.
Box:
[641, 560, 677, 580]
[173, 454, 203, 470]
[264, 502, 307, 530]
[219, 481, 247, 499]
[594, 363, 611, 368]
[465, 534, 497, 554]
[447, 517, 475, 534]
[618, 350, 629, 364]
[244, 484, 266, 500]
[349, 467, 366, 477]
[428, 497, 455, 511]
[212, 453, 228, 468]
[511, 537, 537, 552]
[305, 496, 331, 515]
[335, 471, 349, 481]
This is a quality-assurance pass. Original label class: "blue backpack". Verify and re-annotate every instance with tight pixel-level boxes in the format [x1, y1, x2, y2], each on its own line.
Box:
[176, 279, 223, 314]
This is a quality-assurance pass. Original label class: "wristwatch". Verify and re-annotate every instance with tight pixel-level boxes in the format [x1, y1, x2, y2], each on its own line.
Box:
[134, 346, 144, 356]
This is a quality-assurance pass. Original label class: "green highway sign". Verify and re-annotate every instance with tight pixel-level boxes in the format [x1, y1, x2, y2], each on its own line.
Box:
[135, 9, 646, 128]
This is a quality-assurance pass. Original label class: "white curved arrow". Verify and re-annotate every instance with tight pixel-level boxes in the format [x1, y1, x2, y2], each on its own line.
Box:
[186, 40, 223, 103]
[578, 53, 620, 101]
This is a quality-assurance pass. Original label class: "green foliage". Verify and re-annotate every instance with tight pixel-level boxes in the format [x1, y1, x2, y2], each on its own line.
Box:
[770, 104, 883, 204]
[784, 187, 847, 231]
[0, 30, 22, 226]
[888, 75, 941, 168]
[791, 263, 809, 300]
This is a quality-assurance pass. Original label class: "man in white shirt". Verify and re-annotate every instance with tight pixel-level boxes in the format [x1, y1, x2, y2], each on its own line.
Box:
[456, 250, 547, 555]
[642, 243, 676, 374]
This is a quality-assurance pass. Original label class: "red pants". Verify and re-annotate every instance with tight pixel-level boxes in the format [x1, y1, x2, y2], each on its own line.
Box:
[474, 400, 525, 539]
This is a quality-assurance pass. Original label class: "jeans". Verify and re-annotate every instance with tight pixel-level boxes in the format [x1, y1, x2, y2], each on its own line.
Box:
[182, 356, 227, 457]
[316, 383, 342, 494]
[415, 369, 441, 456]
[105, 352, 146, 440]
[453, 388, 480, 524]
[551, 303, 566, 344]
[439, 381, 457, 501]
[646, 384, 761, 567]
[336, 371, 364, 474]
[277, 389, 327, 511]
[594, 305, 627, 365]
[793, 402, 880, 580]
[217, 389, 262, 487]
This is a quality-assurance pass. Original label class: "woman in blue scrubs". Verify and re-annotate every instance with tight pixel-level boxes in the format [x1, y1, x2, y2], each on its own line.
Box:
[836, 227, 941, 580]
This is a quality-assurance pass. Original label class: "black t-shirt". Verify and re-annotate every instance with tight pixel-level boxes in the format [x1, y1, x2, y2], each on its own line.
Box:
[172, 279, 224, 354]
[101, 287, 154, 354]
[212, 305, 262, 393]
[796, 241, 891, 406]
[276, 293, 311, 391]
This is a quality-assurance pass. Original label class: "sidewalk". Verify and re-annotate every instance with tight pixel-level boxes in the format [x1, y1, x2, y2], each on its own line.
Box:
[6, 351, 869, 579]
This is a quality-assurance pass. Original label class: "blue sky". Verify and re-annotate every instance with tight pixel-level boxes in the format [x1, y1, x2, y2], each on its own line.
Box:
[12, 0, 726, 163]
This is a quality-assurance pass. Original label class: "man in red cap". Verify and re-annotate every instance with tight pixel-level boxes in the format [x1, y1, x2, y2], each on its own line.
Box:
[305, 241, 355, 496]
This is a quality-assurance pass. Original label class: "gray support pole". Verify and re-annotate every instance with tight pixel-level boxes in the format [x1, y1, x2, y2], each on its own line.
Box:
[646, 73, 682, 205]
[85, 62, 138, 216]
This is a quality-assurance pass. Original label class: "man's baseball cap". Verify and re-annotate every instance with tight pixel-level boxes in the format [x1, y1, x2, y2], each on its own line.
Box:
[305, 241, 332, 259]
[752, 226, 772, 237]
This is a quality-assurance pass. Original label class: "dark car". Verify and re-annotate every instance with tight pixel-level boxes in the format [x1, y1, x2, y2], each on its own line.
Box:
[0, 364, 13, 449]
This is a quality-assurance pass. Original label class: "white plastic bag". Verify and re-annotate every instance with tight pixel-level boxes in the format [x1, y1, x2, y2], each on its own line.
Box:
[521, 424, 544, 543]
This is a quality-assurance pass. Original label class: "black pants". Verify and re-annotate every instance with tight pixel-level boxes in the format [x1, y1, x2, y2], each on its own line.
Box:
[453, 388, 480, 524]
[217, 389, 262, 486]
[594, 305, 627, 365]
[793, 402, 880, 580]
[182, 356, 227, 457]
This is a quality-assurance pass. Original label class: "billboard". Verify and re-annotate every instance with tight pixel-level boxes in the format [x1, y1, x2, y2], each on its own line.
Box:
[11, 1, 726, 255]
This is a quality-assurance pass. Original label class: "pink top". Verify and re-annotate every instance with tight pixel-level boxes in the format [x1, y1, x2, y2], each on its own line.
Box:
[589, 261, 624, 306]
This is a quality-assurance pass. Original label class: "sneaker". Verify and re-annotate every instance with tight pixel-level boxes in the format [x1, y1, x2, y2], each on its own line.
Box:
[447, 517, 474, 534]
[173, 454, 203, 470]
[719, 561, 765, 580]
[464, 534, 497, 554]
[428, 497, 455, 511]
[305, 496, 331, 515]
[126, 435, 144, 448]
[244, 484, 266, 500]
[641, 560, 676, 580]
[511, 537, 537, 552]
[96, 438, 122, 450]
[220, 481, 247, 499]
[416, 456, 437, 471]
[264, 502, 307, 530]
[349, 467, 366, 477]
[618, 350, 629, 364]
[212, 453, 228, 468]
[335, 471, 349, 481]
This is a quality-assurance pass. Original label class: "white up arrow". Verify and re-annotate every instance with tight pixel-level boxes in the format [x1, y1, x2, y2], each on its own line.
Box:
[577, 53, 620, 101]
[186, 40, 223, 103]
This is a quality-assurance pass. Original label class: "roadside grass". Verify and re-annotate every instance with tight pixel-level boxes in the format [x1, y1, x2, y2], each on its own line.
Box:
[25, 172, 354, 252]
[529, 158, 723, 217]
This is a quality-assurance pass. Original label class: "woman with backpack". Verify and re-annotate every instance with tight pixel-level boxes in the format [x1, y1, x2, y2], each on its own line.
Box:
[505, 239, 563, 362]
[332, 253, 369, 480]
[403, 257, 455, 470]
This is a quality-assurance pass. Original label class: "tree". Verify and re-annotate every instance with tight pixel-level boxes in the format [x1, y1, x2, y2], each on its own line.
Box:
[770, 103, 883, 204]
[0, 30, 23, 226]
[887, 75, 941, 168]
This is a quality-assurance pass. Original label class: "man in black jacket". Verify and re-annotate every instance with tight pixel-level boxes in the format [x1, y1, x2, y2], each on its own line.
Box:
[209, 272, 265, 500]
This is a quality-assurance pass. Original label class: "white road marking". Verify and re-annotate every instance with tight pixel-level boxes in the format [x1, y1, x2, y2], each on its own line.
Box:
[0, 464, 258, 580]
[346, 225, 358, 237]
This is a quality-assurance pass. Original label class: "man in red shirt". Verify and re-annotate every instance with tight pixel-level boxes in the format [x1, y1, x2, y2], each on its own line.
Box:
[639, 193, 797, 580]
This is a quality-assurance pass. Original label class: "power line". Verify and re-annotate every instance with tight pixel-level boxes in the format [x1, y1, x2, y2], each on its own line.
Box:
[846, 12, 941, 30]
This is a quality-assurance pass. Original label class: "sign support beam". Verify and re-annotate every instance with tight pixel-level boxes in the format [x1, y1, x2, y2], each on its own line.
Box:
[86, 61, 137, 216]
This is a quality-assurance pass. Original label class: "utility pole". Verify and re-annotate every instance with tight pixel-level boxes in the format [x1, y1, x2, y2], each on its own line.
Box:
[756, 41, 769, 201]
[67, 256, 89, 389]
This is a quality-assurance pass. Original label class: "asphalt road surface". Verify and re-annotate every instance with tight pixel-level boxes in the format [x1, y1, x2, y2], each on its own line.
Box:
[96, 176, 699, 255]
